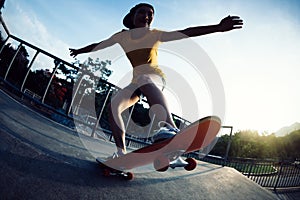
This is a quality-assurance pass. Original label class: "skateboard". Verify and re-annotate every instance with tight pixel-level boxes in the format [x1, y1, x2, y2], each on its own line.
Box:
[96, 116, 221, 180]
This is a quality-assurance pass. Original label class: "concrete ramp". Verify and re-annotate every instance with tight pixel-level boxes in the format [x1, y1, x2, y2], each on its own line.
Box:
[0, 89, 277, 199]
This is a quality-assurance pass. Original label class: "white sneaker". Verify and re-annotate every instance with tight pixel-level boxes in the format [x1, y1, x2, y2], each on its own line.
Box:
[96, 152, 126, 171]
[151, 121, 180, 143]
[107, 152, 120, 160]
[169, 156, 188, 168]
[99, 152, 124, 162]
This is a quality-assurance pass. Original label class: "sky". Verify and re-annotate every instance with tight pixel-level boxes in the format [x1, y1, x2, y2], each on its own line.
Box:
[1, 0, 300, 134]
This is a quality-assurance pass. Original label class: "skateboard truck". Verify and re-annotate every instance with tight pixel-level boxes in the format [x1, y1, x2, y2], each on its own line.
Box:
[155, 150, 197, 171]
[154, 156, 197, 172]
[169, 156, 189, 168]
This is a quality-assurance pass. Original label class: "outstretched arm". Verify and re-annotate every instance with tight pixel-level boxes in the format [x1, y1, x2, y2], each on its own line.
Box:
[69, 37, 116, 58]
[161, 15, 243, 42]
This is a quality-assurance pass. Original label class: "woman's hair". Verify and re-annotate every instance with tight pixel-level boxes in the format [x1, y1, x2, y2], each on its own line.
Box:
[123, 3, 154, 29]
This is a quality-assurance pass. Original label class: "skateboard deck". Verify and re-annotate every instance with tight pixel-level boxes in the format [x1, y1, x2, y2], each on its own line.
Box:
[96, 116, 221, 180]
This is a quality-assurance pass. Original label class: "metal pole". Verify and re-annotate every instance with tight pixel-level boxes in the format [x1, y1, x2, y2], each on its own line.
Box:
[41, 60, 60, 103]
[125, 104, 135, 133]
[274, 161, 284, 191]
[76, 88, 87, 115]
[67, 74, 83, 115]
[0, 36, 10, 55]
[20, 50, 39, 92]
[224, 126, 233, 162]
[91, 88, 111, 138]
[146, 114, 156, 139]
[4, 43, 22, 80]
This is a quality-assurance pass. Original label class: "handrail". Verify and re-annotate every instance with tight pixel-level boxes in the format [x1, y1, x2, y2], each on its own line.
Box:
[8, 35, 78, 69]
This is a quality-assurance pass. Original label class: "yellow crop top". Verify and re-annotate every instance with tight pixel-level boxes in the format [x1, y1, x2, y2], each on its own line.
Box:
[111, 29, 165, 81]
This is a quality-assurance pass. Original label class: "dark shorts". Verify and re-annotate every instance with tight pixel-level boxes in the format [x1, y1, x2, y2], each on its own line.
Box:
[125, 74, 166, 97]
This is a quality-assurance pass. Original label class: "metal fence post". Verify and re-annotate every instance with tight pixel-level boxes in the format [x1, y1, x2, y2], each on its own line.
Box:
[67, 73, 83, 115]
[125, 104, 135, 133]
[146, 114, 156, 139]
[224, 126, 233, 164]
[274, 161, 283, 191]
[248, 160, 254, 178]
[41, 60, 60, 103]
[91, 88, 111, 138]
[0, 36, 10, 55]
[4, 43, 22, 80]
[20, 50, 39, 92]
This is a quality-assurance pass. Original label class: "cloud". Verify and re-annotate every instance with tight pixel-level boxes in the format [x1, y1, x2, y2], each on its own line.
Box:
[4, 1, 71, 63]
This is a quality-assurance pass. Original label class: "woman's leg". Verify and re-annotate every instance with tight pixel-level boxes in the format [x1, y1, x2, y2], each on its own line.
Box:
[137, 76, 177, 129]
[108, 74, 176, 155]
[108, 87, 140, 155]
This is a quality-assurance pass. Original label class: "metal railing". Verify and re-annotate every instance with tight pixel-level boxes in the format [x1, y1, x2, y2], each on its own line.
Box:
[200, 155, 300, 190]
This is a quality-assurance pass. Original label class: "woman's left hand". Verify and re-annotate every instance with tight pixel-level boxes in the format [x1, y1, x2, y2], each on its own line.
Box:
[218, 15, 243, 32]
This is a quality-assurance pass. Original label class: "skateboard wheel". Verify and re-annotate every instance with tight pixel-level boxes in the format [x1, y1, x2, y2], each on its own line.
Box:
[103, 168, 111, 177]
[184, 158, 197, 171]
[124, 172, 134, 180]
[154, 157, 169, 172]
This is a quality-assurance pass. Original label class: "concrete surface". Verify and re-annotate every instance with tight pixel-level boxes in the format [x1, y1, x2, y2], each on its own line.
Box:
[0, 89, 279, 200]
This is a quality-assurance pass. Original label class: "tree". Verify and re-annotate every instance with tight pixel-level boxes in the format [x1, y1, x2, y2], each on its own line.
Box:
[73, 57, 112, 95]
[0, 42, 30, 87]
[210, 134, 231, 157]
[69, 58, 112, 114]
[210, 129, 300, 160]
[283, 130, 300, 159]
[0, 0, 5, 12]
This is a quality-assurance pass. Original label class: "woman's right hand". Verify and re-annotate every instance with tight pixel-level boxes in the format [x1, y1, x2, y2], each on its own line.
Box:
[69, 48, 79, 58]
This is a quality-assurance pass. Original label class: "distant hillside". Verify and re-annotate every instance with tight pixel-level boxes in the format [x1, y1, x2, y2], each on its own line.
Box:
[275, 122, 300, 137]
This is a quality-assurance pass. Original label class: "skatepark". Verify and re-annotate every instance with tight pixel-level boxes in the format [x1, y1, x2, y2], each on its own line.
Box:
[0, 7, 297, 199]
[0, 88, 281, 199]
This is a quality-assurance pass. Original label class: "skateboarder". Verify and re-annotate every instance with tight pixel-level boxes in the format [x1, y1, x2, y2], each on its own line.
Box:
[69, 3, 243, 158]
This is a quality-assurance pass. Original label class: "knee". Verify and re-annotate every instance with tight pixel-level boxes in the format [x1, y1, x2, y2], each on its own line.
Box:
[108, 101, 122, 117]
